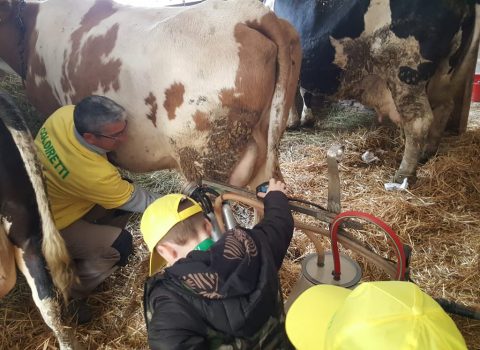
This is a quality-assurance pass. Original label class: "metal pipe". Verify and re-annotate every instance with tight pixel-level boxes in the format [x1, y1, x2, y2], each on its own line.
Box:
[213, 193, 325, 268]
[202, 178, 336, 222]
[212, 191, 400, 279]
[326, 143, 344, 214]
[206, 212, 223, 241]
[222, 201, 237, 230]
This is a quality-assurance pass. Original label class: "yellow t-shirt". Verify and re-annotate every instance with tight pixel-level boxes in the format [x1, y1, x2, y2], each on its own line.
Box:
[34, 105, 134, 230]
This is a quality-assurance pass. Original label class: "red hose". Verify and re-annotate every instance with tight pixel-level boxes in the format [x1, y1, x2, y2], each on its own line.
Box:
[330, 211, 407, 281]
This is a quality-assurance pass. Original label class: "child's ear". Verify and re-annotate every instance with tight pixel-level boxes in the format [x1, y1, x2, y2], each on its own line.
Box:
[204, 218, 213, 235]
[156, 243, 178, 264]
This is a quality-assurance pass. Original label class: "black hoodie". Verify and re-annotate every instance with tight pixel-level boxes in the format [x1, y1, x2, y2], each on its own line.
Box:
[143, 191, 294, 350]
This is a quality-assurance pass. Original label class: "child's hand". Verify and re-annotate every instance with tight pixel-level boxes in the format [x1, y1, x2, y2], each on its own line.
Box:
[256, 178, 286, 198]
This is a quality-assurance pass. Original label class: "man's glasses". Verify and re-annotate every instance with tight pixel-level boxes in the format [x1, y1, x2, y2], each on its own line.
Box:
[94, 120, 128, 140]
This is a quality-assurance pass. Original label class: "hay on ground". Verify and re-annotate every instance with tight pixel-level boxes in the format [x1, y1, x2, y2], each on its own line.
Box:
[1, 74, 479, 348]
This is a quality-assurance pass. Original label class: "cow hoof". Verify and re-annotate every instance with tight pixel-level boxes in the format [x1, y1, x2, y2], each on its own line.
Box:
[68, 298, 92, 325]
[286, 120, 301, 130]
[419, 149, 438, 165]
[393, 171, 417, 185]
[300, 118, 315, 128]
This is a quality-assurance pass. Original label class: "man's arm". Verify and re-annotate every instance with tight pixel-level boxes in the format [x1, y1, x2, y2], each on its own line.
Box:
[118, 184, 161, 212]
[250, 179, 294, 269]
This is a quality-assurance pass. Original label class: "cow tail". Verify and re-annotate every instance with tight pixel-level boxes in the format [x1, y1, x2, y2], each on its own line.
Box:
[247, 12, 302, 178]
[0, 92, 74, 302]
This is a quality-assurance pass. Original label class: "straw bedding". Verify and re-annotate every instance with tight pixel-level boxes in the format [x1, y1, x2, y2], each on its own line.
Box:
[0, 75, 478, 349]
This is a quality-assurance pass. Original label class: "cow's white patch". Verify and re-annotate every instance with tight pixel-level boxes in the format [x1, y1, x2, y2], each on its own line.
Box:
[363, 0, 391, 36]
[14, 248, 77, 350]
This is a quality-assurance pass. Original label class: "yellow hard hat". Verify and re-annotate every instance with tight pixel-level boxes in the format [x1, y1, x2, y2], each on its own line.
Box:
[140, 194, 203, 276]
[286, 281, 467, 350]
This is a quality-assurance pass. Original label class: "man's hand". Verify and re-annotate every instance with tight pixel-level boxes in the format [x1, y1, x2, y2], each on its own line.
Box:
[256, 178, 287, 198]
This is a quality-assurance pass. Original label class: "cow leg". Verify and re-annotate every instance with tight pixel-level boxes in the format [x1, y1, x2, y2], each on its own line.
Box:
[14, 238, 78, 350]
[423, 50, 477, 160]
[300, 88, 315, 127]
[355, 75, 429, 182]
[287, 88, 325, 129]
[0, 225, 16, 297]
[287, 87, 302, 129]
[446, 74, 474, 134]
[395, 94, 434, 183]
[420, 100, 455, 162]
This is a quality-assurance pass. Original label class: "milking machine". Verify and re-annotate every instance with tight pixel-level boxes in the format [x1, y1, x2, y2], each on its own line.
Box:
[182, 144, 480, 319]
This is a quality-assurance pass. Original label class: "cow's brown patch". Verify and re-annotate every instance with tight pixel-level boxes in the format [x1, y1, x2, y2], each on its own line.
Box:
[61, 1, 121, 102]
[63, 24, 122, 102]
[163, 83, 185, 120]
[192, 110, 210, 131]
[23, 29, 61, 117]
[144, 92, 158, 127]
[205, 21, 278, 180]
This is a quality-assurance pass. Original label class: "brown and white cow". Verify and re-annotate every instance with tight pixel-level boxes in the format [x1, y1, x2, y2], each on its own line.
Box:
[0, 0, 301, 189]
[0, 91, 78, 349]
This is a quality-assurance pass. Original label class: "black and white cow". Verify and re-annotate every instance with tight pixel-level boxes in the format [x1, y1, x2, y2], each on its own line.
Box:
[0, 91, 78, 349]
[267, 0, 480, 182]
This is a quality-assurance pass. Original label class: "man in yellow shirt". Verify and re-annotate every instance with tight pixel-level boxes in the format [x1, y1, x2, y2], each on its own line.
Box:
[35, 95, 160, 323]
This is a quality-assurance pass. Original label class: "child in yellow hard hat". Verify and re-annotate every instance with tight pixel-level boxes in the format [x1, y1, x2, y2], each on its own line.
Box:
[285, 281, 467, 350]
[141, 178, 294, 349]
